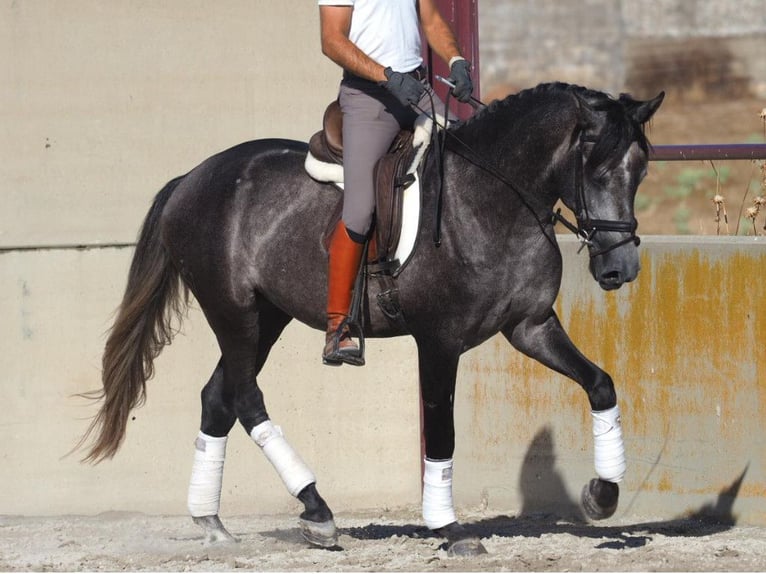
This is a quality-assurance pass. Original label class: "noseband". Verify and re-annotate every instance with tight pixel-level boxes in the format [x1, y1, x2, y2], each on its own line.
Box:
[552, 133, 641, 258]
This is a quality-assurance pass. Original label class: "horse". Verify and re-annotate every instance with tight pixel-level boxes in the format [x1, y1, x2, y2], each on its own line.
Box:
[79, 82, 663, 556]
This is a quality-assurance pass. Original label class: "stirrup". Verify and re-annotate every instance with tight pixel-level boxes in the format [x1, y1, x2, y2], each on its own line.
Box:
[322, 317, 365, 367]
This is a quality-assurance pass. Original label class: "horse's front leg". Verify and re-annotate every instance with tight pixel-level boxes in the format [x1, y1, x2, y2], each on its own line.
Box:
[416, 340, 488, 556]
[502, 312, 625, 520]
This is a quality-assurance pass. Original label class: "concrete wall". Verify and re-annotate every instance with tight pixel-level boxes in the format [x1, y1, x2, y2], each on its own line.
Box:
[3, 0, 765, 527]
[479, 0, 766, 98]
[2, 238, 764, 525]
[0, 245, 422, 517]
[1, 0, 339, 249]
[2, 0, 419, 518]
[455, 236, 766, 525]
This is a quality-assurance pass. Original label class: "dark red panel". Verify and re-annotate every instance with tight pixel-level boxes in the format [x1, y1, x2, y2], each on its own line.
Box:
[423, 0, 480, 120]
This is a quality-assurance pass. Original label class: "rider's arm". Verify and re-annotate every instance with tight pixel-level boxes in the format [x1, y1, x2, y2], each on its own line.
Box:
[319, 6, 387, 83]
[417, 0, 464, 66]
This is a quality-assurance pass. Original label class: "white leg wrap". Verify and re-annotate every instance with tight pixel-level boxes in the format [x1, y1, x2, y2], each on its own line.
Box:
[592, 405, 626, 483]
[250, 420, 316, 497]
[422, 458, 457, 529]
[187, 432, 227, 517]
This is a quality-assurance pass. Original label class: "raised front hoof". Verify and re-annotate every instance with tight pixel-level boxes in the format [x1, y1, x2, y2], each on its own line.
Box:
[299, 517, 339, 548]
[192, 515, 238, 545]
[434, 522, 488, 557]
[581, 478, 620, 520]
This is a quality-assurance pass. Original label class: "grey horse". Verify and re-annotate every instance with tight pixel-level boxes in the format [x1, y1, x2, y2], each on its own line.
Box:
[79, 82, 663, 555]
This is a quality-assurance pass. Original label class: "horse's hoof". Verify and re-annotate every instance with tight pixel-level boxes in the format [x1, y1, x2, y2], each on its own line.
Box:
[447, 537, 488, 557]
[193, 515, 239, 545]
[581, 478, 619, 520]
[299, 518, 338, 548]
[435, 522, 488, 557]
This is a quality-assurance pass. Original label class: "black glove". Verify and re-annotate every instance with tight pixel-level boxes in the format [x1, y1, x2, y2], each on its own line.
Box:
[382, 67, 426, 107]
[447, 59, 473, 103]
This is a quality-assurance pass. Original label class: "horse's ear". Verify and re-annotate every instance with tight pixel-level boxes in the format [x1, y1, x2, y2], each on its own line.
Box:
[620, 91, 665, 124]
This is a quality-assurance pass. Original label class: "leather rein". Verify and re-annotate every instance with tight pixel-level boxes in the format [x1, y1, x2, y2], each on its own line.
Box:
[424, 89, 641, 259]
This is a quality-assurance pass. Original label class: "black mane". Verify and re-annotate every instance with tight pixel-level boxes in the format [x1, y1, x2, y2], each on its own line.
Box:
[450, 82, 652, 174]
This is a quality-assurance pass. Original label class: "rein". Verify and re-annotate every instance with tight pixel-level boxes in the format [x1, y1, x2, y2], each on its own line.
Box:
[417, 89, 559, 251]
[425, 93, 641, 258]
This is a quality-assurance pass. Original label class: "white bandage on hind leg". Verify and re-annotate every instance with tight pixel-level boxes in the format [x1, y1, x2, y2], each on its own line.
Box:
[422, 458, 457, 529]
[188, 432, 227, 517]
[592, 405, 626, 483]
[250, 420, 316, 497]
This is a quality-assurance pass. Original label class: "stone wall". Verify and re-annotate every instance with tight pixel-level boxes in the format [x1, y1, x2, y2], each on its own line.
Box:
[479, 0, 766, 99]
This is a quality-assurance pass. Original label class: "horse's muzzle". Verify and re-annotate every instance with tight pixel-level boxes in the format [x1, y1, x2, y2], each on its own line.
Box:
[598, 270, 629, 291]
[591, 244, 641, 290]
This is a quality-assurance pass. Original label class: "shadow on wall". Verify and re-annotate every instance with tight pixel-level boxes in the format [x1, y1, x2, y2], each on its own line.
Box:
[517, 426, 586, 522]
[335, 427, 748, 547]
[517, 426, 747, 527]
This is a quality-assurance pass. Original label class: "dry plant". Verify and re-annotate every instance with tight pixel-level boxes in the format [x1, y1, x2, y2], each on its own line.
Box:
[753, 110, 766, 235]
[709, 160, 729, 235]
[712, 109, 766, 236]
[744, 160, 765, 235]
[712, 193, 728, 235]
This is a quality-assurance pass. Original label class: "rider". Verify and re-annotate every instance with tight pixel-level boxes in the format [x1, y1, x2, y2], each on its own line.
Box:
[318, 0, 474, 366]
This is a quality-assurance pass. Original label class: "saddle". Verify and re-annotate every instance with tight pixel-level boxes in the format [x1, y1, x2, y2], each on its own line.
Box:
[306, 100, 433, 273]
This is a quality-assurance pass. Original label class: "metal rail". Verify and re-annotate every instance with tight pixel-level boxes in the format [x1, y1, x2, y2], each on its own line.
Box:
[650, 143, 766, 161]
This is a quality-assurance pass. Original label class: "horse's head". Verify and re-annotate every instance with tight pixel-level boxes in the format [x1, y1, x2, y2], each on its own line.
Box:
[561, 90, 664, 290]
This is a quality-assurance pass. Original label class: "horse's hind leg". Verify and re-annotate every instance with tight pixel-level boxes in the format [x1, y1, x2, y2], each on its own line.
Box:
[188, 360, 239, 544]
[189, 302, 336, 547]
[235, 304, 336, 547]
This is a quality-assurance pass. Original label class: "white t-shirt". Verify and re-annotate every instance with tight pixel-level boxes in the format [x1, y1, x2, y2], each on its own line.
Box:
[318, 0, 423, 72]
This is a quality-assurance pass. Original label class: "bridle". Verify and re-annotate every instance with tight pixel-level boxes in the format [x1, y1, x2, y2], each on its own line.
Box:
[551, 132, 641, 258]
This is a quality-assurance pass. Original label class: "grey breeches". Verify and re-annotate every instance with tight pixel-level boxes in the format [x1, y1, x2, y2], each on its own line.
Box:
[338, 79, 440, 239]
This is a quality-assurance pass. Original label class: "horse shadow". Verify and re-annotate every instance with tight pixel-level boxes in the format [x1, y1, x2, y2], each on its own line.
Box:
[340, 427, 748, 549]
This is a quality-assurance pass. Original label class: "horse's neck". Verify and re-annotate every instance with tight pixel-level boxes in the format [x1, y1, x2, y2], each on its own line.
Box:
[447, 124, 571, 213]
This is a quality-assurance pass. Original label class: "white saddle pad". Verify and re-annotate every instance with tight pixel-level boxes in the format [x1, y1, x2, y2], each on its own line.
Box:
[304, 112, 442, 267]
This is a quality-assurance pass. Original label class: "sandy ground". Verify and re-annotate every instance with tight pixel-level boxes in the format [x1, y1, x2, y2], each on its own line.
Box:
[2, 507, 766, 572]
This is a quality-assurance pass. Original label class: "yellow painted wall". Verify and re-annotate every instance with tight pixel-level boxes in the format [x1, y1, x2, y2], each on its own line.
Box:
[455, 236, 765, 525]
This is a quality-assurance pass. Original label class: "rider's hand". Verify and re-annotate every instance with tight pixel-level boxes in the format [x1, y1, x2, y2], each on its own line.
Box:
[447, 58, 473, 103]
[382, 67, 426, 107]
